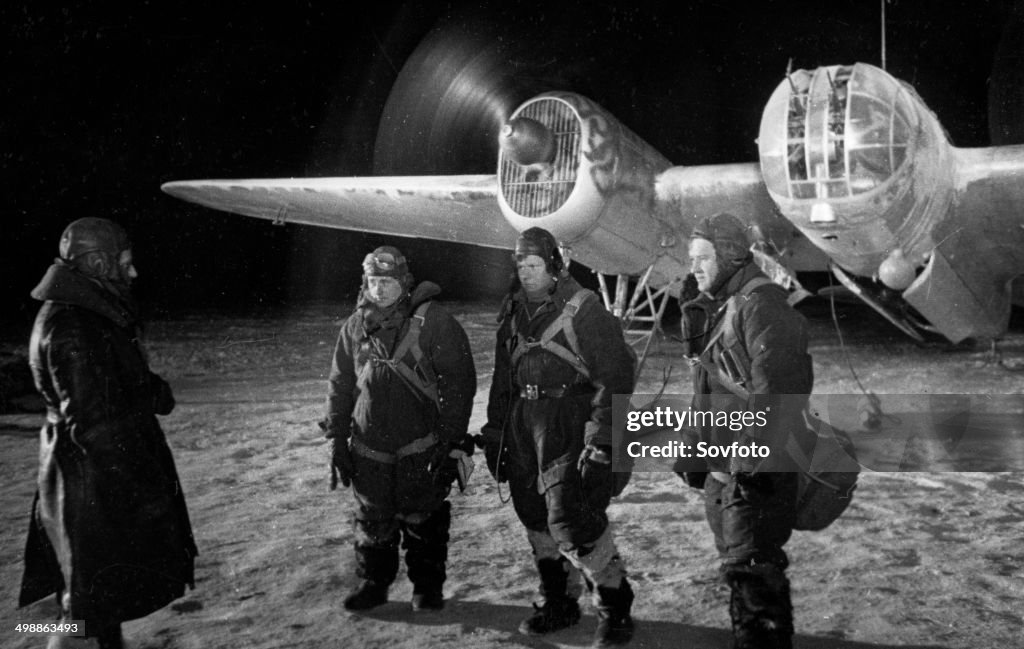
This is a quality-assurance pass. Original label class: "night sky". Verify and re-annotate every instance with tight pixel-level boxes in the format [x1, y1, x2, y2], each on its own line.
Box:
[3, 0, 1019, 328]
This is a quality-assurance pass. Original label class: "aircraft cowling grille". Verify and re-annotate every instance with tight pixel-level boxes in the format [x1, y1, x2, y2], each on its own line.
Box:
[499, 98, 581, 218]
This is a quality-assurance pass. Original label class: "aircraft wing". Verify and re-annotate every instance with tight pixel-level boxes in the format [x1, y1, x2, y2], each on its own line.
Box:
[160, 175, 519, 250]
[655, 163, 829, 273]
[952, 145, 1024, 250]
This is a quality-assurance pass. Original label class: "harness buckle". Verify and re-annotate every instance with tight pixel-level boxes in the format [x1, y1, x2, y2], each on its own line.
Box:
[523, 384, 539, 400]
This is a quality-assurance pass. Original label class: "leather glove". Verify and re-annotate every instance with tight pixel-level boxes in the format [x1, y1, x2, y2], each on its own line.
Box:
[577, 443, 612, 471]
[428, 436, 475, 489]
[672, 430, 707, 489]
[477, 426, 508, 483]
[428, 443, 455, 485]
[328, 436, 353, 491]
[667, 434, 708, 485]
[577, 443, 613, 496]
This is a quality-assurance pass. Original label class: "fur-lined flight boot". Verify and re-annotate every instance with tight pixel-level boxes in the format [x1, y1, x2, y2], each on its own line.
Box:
[593, 577, 635, 647]
[345, 543, 399, 611]
[518, 556, 582, 636]
[727, 564, 793, 649]
[404, 503, 451, 611]
[343, 580, 389, 611]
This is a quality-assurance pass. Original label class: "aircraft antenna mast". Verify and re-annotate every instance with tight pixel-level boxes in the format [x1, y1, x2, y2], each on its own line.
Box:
[880, 0, 887, 70]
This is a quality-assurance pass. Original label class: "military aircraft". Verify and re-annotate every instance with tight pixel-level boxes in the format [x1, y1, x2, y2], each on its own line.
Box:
[162, 61, 1024, 348]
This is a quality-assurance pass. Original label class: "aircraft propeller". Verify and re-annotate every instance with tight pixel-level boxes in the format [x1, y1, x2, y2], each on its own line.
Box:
[498, 117, 555, 168]
[373, 14, 540, 176]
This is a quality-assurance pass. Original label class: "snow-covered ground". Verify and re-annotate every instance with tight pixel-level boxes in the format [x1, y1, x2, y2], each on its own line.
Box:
[2, 301, 1022, 648]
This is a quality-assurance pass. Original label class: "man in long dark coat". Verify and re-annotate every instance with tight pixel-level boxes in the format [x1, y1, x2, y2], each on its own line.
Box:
[19, 218, 197, 649]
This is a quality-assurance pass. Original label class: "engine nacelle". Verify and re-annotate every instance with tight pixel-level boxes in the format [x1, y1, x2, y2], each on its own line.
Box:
[757, 63, 955, 284]
[497, 92, 685, 283]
